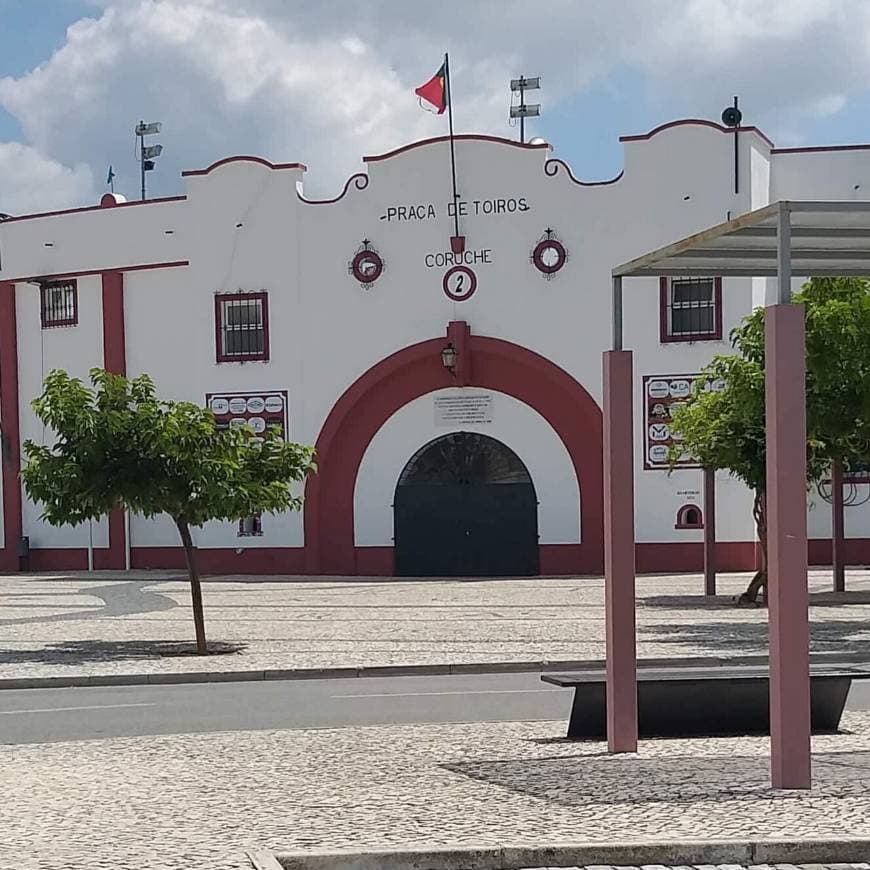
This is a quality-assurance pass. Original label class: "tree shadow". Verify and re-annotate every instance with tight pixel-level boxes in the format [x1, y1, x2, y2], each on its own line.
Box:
[0, 581, 177, 627]
[443, 749, 870, 809]
[0, 639, 246, 666]
[642, 589, 870, 610]
[640, 618, 870, 655]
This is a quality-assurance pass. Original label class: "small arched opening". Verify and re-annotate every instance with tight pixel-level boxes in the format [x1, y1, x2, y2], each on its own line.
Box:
[675, 503, 704, 529]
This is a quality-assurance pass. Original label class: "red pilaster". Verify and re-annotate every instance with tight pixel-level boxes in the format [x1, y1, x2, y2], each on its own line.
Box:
[765, 303, 811, 789]
[603, 349, 637, 753]
[0, 283, 22, 570]
[100, 271, 127, 571]
[447, 320, 472, 386]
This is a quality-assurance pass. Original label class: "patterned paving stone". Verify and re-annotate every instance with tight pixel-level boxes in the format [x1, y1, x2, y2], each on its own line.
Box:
[5, 715, 870, 869]
[1, 570, 869, 681]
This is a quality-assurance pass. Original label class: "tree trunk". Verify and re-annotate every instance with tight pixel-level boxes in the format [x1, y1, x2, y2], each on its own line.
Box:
[738, 490, 768, 606]
[175, 518, 208, 655]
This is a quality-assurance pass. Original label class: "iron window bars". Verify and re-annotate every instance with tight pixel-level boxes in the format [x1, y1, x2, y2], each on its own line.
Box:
[215, 291, 269, 362]
[40, 280, 78, 328]
[660, 276, 722, 343]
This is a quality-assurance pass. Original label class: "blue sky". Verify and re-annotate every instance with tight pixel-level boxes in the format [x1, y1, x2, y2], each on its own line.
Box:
[0, 1, 90, 133]
[3, 1, 870, 211]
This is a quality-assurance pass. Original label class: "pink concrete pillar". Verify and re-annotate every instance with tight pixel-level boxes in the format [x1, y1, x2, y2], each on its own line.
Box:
[603, 349, 638, 753]
[765, 303, 811, 789]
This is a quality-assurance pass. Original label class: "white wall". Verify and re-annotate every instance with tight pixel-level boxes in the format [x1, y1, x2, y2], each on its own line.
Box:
[16, 276, 109, 548]
[5, 122, 870, 558]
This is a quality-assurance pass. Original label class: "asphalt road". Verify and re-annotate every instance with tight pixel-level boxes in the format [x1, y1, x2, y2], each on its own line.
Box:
[2, 672, 869, 745]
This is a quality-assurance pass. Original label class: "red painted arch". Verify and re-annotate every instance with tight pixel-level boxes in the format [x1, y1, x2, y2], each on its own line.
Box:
[303, 327, 604, 575]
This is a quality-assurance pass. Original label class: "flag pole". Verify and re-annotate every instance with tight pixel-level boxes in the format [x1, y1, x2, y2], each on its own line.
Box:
[444, 52, 460, 241]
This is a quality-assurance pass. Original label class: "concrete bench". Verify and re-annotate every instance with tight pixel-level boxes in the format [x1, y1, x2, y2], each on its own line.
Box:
[541, 664, 870, 739]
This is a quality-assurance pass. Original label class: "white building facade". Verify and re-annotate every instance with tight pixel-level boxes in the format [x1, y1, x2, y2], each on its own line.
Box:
[0, 119, 865, 576]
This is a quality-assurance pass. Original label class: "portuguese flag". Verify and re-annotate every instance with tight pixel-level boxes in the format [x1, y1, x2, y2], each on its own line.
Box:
[415, 62, 447, 114]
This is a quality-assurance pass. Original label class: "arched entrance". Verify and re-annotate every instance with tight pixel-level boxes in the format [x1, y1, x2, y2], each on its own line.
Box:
[303, 321, 604, 575]
[394, 432, 539, 577]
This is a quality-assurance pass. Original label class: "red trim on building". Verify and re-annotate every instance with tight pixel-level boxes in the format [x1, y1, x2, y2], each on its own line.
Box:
[619, 119, 775, 149]
[659, 276, 723, 344]
[303, 324, 605, 576]
[102, 270, 127, 570]
[0, 195, 186, 224]
[4, 260, 189, 285]
[130, 546, 308, 574]
[182, 156, 307, 177]
[20, 537, 870, 576]
[363, 135, 551, 163]
[772, 143, 870, 155]
[636, 541, 758, 574]
[543, 159, 624, 187]
[0, 282, 21, 571]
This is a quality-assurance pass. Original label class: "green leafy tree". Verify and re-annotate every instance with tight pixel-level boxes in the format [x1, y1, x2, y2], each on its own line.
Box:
[22, 369, 316, 653]
[670, 277, 870, 604]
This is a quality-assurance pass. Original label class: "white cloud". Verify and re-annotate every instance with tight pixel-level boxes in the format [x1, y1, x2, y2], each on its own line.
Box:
[4, 0, 870, 211]
[0, 141, 94, 215]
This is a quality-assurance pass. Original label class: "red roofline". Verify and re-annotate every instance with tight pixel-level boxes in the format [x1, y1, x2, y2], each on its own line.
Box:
[181, 156, 307, 176]
[363, 134, 551, 163]
[0, 195, 186, 225]
[619, 119, 775, 149]
[771, 143, 870, 155]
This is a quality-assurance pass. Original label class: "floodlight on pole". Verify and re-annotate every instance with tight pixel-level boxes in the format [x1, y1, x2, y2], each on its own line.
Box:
[509, 75, 542, 143]
[511, 76, 540, 92]
[135, 119, 163, 201]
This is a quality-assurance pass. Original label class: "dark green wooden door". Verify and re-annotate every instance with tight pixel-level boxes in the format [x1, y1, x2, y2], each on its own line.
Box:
[394, 432, 538, 577]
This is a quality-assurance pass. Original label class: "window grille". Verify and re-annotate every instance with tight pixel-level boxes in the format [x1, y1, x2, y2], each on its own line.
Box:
[238, 515, 263, 536]
[40, 280, 78, 328]
[215, 292, 269, 362]
[660, 277, 722, 342]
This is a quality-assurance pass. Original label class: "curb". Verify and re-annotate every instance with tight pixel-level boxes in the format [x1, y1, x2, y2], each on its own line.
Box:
[3, 649, 870, 691]
[273, 838, 870, 869]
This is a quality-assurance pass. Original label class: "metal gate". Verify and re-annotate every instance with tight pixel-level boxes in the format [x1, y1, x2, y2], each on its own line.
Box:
[394, 432, 539, 577]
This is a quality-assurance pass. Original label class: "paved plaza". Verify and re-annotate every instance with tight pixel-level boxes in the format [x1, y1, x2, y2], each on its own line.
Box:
[1, 570, 870, 681]
[5, 714, 870, 869]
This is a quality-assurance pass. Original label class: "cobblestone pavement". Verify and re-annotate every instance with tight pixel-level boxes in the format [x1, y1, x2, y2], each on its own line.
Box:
[5, 714, 870, 869]
[1, 570, 870, 680]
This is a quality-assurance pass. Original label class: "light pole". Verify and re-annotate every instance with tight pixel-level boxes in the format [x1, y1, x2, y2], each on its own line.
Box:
[510, 76, 541, 143]
[135, 121, 163, 201]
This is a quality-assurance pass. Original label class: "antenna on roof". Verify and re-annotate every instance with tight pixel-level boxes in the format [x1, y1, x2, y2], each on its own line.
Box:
[135, 120, 164, 201]
[510, 76, 541, 143]
[721, 96, 742, 196]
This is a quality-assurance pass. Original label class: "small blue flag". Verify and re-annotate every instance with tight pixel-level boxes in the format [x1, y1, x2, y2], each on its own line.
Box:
[106, 165, 115, 186]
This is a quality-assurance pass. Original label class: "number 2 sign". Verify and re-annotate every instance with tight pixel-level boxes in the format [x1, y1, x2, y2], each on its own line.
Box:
[442, 265, 478, 301]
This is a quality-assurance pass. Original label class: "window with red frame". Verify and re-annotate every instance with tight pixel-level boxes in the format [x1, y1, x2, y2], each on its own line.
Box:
[660, 277, 722, 343]
[215, 292, 269, 363]
[40, 280, 78, 328]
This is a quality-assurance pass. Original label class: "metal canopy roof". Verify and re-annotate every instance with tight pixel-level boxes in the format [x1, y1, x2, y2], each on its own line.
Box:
[613, 201, 870, 278]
